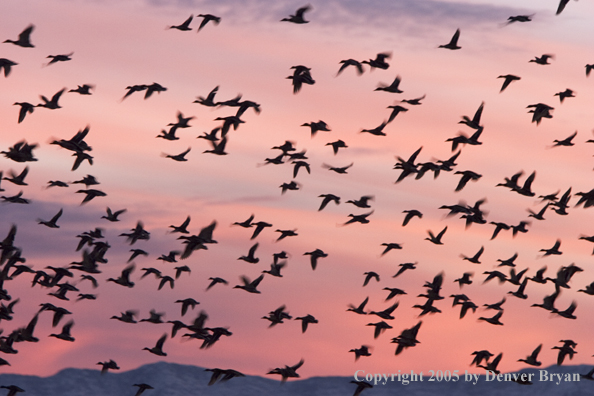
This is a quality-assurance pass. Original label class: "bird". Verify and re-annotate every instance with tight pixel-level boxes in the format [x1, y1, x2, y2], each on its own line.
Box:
[393, 262, 416, 278]
[38, 209, 63, 228]
[97, 359, 120, 374]
[454, 272, 473, 288]
[232, 214, 254, 228]
[4, 25, 35, 47]
[194, 86, 219, 106]
[69, 84, 94, 95]
[530, 54, 554, 65]
[401, 95, 425, 105]
[0, 386, 24, 396]
[322, 162, 353, 174]
[325, 140, 348, 155]
[552, 131, 577, 147]
[553, 301, 577, 319]
[301, 120, 330, 137]
[368, 302, 399, 320]
[45, 52, 74, 66]
[498, 74, 521, 92]
[477, 353, 503, 374]
[552, 341, 577, 365]
[143, 334, 167, 356]
[347, 297, 369, 315]
[461, 246, 484, 264]
[402, 209, 422, 226]
[206, 277, 228, 290]
[205, 369, 245, 385]
[380, 243, 402, 256]
[360, 120, 388, 136]
[343, 211, 373, 225]
[349, 345, 372, 361]
[303, 249, 327, 270]
[484, 297, 506, 311]
[292, 161, 311, 178]
[145, 82, 167, 99]
[133, 384, 154, 396]
[233, 274, 264, 293]
[107, 264, 135, 288]
[76, 189, 106, 204]
[49, 320, 75, 342]
[366, 321, 393, 339]
[250, 221, 272, 239]
[425, 226, 447, 245]
[267, 359, 304, 382]
[459, 102, 484, 130]
[362, 271, 380, 287]
[203, 135, 228, 155]
[318, 194, 340, 211]
[281, 5, 311, 24]
[556, 0, 571, 15]
[540, 239, 562, 256]
[0, 58, 17, 77]
[350, 381, 373, 396]
[346, 195, 374, 208]
[478, 311, 504, 325]
[169, 15, 193, 31]
[37, 88, 66, 109]
[100, 207, 126, 222]
[375, 75, 403, 93]
[438, 29, 461, 50]
[386, 105, 408, 123]
[238, 243, 259, 264]
[196, 14, 221, 31]
[337, 59, 364, 76]
[518, 344, 542, 366]
[505, 15, 533, 24]
[555, 89, 575, 103]
[164, 147, 191, 161]
[3, 167, 29, 186]
[454, 170, 482, 192]
[362, 52, 391, 70]
[170, 216, 191, 233]
[294, 314, 318, 333]
[383, 287, 406, 301]
[13, 102, 35, 123]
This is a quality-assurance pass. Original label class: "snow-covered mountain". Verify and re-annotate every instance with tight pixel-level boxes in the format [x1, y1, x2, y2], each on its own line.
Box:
[0, 362, 592, 396]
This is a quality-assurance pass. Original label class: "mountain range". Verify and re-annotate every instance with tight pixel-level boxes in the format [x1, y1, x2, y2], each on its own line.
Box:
[0, 362, 592, 395]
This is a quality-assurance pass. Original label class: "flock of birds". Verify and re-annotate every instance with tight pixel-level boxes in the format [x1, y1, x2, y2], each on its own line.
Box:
[1, 1, 594, 395]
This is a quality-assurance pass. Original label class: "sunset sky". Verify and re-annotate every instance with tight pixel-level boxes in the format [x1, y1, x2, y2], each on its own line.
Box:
[1, 0, 594, 382]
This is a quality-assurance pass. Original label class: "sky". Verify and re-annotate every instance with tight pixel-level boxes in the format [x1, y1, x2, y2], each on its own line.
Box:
[1, 0, 594, 383]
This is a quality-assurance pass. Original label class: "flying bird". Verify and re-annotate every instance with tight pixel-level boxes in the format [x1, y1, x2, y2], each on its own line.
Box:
[4, 24, 34, 47]
[438, 29, 461, 50]
[281, 5, 311, 24]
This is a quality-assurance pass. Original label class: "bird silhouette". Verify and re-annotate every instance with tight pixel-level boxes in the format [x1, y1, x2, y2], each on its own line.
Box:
[143, 333, 167, 356]
[337, 59, 364, 76]
[303, 249, 327, 270]
[38, 209, 63, 228]
[281, 5, 311, 24]
[45, 52, 73, 66]
[233, 274, 264, 293]
[425, 226, 447, 245]
[498, 74, 520, 92]
[4, 25, 34, 47]
[530, 54, 554, 65]
[169, 15, 193, 31]
[362, 52, 391, 70]
[196, 14, 221, 31]
[347, 297, 369, 315]
[439, 29, 461, 50]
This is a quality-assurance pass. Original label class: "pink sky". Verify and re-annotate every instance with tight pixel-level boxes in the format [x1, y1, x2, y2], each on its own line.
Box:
[1, 0, 594, 381]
